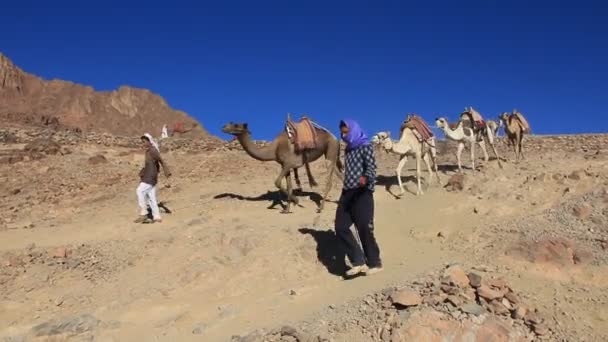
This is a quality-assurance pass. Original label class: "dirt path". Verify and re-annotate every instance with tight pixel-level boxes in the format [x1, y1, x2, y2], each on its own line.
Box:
[1, 134, 607, 341]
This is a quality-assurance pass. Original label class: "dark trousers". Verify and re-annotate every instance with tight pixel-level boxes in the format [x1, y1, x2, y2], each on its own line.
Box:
[334, 188, 382, 268]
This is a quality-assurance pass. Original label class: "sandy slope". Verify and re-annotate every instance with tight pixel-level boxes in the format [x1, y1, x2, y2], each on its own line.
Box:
[1, 132, 607, 341]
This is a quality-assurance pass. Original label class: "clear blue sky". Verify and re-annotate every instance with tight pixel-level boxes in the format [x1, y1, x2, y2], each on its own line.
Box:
[2, 0, 607, 139]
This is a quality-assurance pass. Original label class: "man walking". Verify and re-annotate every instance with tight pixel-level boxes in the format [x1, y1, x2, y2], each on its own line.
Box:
[335, 119, 383, 277]
[135, 133, 171, 223]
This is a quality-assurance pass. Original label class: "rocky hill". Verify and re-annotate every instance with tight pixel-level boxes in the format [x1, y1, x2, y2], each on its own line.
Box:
[0, 52, 210, 138]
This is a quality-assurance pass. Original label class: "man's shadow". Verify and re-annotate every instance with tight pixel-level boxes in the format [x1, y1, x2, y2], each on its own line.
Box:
[144, 201, 172, 219]
[298, 227, 347, 276]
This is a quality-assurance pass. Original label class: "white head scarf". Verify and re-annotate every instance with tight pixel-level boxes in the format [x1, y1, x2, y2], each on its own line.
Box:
[142, 133, 160, 152]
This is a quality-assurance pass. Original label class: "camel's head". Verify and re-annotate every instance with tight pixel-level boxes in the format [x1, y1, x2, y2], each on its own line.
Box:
[380, 136, 394, 151]
[461, 106, 476, 117]
[221, 122, 249, 136]
[498, 112, 510, 122]
[435, 117, 449, 129]
[371, 131, 390, 145]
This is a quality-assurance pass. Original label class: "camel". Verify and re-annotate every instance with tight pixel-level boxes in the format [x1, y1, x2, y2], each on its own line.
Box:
[221, 122, 343, 214]
[435, 108, 503, 172]
[499, 110, 530, 162]
[487, 119, 500, 138]
[372, 127, 440, 196]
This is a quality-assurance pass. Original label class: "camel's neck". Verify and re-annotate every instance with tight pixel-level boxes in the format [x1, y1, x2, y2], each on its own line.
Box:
[390, 131, 415, 155]
[441, 122, 464, 140]
[501, 118, 517, 134]
[237, 132, 277, 162]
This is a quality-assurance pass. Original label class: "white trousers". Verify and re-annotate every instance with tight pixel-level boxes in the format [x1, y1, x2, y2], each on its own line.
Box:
[136, 182, 160, 219]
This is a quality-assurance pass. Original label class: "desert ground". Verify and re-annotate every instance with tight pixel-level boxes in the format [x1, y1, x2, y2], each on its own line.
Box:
[1, 126, 607, 341]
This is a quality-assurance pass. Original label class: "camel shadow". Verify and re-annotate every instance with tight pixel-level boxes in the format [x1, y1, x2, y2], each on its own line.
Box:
[438, 164, 461, 173]
[214, 190, 324, 210]
[299, 228, 347, 277]
[375, 174, 419, 198]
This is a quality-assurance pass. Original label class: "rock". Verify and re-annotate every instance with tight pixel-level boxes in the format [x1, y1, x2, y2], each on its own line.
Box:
[53, 247, 69, 258]
[533, 323, 549, 336]
[467, 272, 482, 288]
[30, 314, 100, 337]
[504, 291, 520, 305]
[192, 323, 206, 335]
[440, 284, 460, 295]
[88, 154, 108, 165]
[488, 300, 510, 315]
[460, 303, 485, 316]
[477, 285, 503, 301]
[475, 317, 513, 341]
[446, 295, 462, 307]
[573, 205, 592, 220]
[6, 255, 24, 267]
[501, 298, 513, 310]
[512, 305, 528, 320]
[506, 238, 592, 267]
[568, 171, 582, 180]
[444, 265, 469, 288]
[381, 327, 392, 341]
[461, 288, 477, 301]
[24, 138, 61, 155]
[524, 312, 543, 325]
[391, 289, 422, 307]
[445, 174, 465, 191]
[280, 325, 298, 337]
[37, 166, 50, 174]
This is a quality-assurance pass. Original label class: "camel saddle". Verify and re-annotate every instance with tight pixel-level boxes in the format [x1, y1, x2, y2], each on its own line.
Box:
[286, 115, 319, 152]
[460, 112, 486, 133]
[402, 115, 434, 143]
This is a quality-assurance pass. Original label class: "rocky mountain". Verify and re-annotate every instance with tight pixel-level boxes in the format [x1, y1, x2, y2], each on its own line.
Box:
[0, 52, 211, 138]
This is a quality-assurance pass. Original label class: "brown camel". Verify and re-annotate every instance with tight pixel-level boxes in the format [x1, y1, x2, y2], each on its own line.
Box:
[222, 122, 343, 214]
[499, 110, 530, 162]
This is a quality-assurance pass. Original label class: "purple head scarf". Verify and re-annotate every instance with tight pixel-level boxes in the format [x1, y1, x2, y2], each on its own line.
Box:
[340, 119, 369, 151]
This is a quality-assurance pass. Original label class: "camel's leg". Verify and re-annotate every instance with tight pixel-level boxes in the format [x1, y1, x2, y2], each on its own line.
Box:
[293, 168, 303, 191]
[304, 161, 318, 187]
[318, 140, 340, 213]
[486, 138, 503, 169]
[414, 153, 425, 195]
[396, 155, 408, 196]
[423, 153, 433, 186]
[510, 136, 517, 162]
[469, 140, 476, 172]
[274, 167, 297, 213]
[519, 134, 526, 160]
[478, 139, 490, 162]
[430, 146, 441, 185]
[456, 142, 465, 173]
[282, 172, 293, 214]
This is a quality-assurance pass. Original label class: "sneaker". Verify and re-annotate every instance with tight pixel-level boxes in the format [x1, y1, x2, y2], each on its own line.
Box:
[345, 264, 368, 276]
[365, 266, 384, 275]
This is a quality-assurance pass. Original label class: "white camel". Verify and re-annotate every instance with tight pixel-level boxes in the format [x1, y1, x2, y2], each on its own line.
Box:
[372, 129, 440, 196]
[435, 115, 503, 173]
